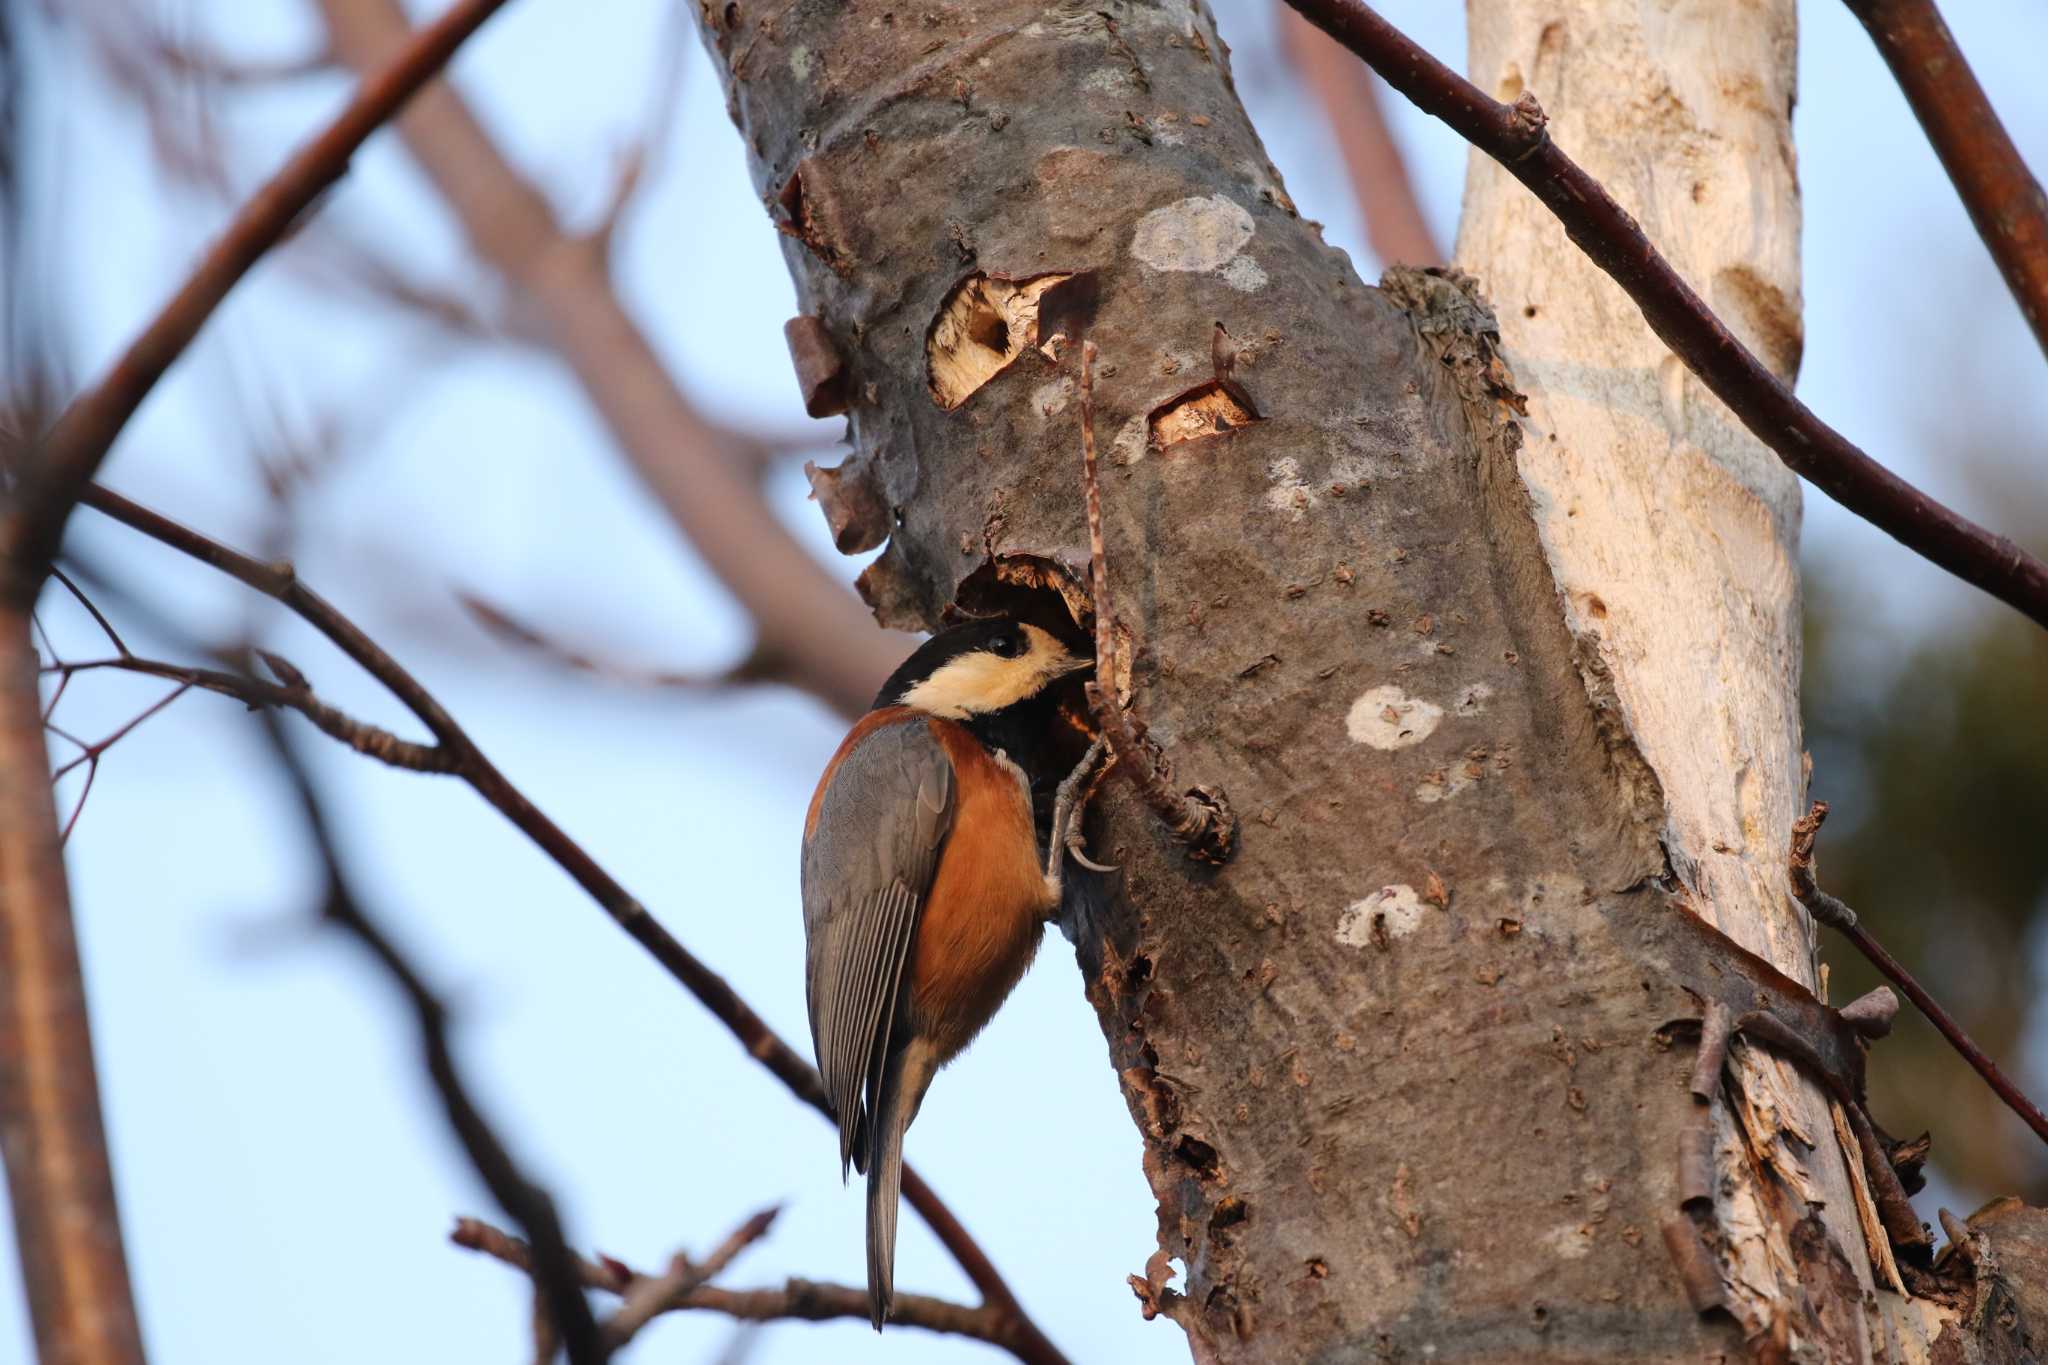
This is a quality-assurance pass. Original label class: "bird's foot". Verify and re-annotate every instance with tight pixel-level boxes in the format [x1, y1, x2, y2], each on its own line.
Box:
[1046, 735, 1115, 902]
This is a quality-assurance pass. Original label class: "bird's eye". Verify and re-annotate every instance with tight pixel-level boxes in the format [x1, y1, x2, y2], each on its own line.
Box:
[989, 631, 1023, 659]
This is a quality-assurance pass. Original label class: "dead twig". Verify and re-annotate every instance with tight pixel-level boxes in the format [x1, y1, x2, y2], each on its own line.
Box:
[260, 713, 602, 1364]
[79, 480, 1065, 1363]
[3, 0, 519, 598]
[1790, 800, 2048, 1149]
[1842, 0, 2048, 363]
[1077, 340, 1236, 864]
[453, 1215, 1054, 1358]
[601, 1206, 778, 1350]
[1281, 0, 2048, 634]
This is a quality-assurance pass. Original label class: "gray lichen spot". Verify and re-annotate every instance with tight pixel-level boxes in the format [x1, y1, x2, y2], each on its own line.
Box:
[1263, 457, 1317, 518]
[1221, 255, 1267, 293]
[1130, 194, 1255, 275]
[788, 46, 812, 80]
[1346, 685, 1444, 749]
[1031, 376, 1076, 419]
[927, 273, 1074, 410]
[1111, 413, 1150, 466]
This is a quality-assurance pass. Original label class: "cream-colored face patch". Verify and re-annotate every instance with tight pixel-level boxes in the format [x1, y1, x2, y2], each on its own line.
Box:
[901, 624, 1087, 719]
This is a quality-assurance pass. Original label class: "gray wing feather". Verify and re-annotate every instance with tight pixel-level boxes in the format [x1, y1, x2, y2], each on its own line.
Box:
[801, 718, 953, 1174]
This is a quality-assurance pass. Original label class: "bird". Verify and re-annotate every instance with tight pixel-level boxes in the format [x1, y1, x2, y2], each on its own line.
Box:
[800, 615, 1109, 1327]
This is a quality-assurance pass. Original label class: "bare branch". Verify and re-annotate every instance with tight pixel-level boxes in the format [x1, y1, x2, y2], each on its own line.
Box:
[1843, 0, 2048, 362]
[310, 0, 905, 718]
[1790, 800, 2048, 1149]
[602, 1206, 778, 1350]
[1282, 0, 2048, 633]
[453, 1215, 1056, 1360]
[2, 0, 519, 597]
[1275, 4, 1442, 266]
[81, 481, 1063, 1360]
[259, 713, 601, 1364]
[0, 603, 146, 1365]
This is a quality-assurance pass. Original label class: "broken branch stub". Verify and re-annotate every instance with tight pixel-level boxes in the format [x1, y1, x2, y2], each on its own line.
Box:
[803, 457, 888, 555]
[927, 272, 1073, 410]
[783, 315, 849, 418]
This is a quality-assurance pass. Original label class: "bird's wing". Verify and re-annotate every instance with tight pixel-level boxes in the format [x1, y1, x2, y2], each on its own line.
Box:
[800, 712, 954, 1174]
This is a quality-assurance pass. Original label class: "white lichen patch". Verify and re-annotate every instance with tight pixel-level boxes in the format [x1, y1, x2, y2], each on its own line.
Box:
[1264, 457, 1316, 518]
[1130, 195, 1256, 275]
[1337, 885, 1427, 946]
[1031, 376, 1075, 419]
[1221, 255, 1268, 293]
[1414, 766, 1478, 805]
[1544, 1223, 1595, 1260]
[1083, 66, 1140, 95]
[788, 46, 813, 80]
[1455, 683, 1493, 716]
[1346, 685, 1443, 749]
[1111, 413, 1149, 466]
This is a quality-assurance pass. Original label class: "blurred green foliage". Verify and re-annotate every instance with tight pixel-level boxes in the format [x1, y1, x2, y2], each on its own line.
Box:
[1804, 565, 2048, 1205]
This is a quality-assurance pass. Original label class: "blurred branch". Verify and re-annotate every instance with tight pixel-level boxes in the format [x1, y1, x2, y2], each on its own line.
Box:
[1281, 0, 2048, 635]
[1, 0, 518, 600]
[259, 713, 602, 1364]
[453, 1215, 1060, 1360]
[1791, 800, 2048, 1149]
[1843, 0, 2048, 363]
[458, 592, 773, 693]
[0, 600, 147, 1365]
[79, 480, 1064, 1361]
[1275, 4, 1441, 266]
[310, 0, 904, 718]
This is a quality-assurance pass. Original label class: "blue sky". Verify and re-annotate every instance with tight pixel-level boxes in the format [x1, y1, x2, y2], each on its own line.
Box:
[6, 1, 2047, 1361]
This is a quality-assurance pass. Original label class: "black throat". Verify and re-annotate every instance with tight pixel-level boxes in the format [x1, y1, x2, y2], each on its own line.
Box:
[959, 688, 1067, 789]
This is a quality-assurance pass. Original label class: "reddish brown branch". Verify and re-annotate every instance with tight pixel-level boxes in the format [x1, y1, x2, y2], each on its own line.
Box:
[309, 0, 903, 719]
[453, 1216, 1049, 1358]
[79, 482, 1064, 1363]
[1844, 0, 2048, 362]
[0, 604, 147, 1365]
[1076, 341, 1236, 864]
[2, 0, 517, 595]
[262, 715, 602, 1364]
[1276, 4, 1442, 266]
[1281, 0, 2048, 633]
[1790, 800, 2048, 1149]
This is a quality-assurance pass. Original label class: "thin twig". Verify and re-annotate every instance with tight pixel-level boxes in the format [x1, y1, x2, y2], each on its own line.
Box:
[1843, 0, 2048, 362]
[1790, 800, 2048, 1149]
[2, 0, 518, 596]
[453, 1216, 1047, 1357]
[1276, 4, 1442, 266]
[602, 1206, 778, 1349]
[1077, 341, 1236, 864]
[0, 605, 148, 1365]
[81, 481, 1065, 1364]
[260, 713, 602, 1363]
[1281, 0, 2048, 634]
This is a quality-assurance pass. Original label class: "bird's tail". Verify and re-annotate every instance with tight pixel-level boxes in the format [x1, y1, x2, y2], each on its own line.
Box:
[865, 1038, 939, 1330]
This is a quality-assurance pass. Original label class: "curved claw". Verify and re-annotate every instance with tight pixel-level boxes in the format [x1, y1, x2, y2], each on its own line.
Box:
[1066, 834, 1120, 874]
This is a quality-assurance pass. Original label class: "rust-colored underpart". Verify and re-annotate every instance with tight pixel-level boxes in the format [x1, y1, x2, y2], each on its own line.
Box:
[926, 272, 1075, 410]
[1148, 322, 1263, 452]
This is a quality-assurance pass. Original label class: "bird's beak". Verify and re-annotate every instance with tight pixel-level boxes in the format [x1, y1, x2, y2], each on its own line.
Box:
[1060, 655, 1095, 677]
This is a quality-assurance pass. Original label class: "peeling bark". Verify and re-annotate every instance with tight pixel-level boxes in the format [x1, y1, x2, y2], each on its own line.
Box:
[692, 3, 2000, 1360]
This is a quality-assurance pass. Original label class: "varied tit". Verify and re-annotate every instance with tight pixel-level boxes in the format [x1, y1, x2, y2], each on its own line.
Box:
[801, 617, 1107, 1327]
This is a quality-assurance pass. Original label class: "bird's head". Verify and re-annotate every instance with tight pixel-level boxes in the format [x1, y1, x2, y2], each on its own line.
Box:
[875, 618, 1091, 720]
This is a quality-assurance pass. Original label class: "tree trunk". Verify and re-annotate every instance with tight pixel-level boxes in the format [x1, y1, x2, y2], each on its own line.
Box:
[691, 2, 2025, 1359]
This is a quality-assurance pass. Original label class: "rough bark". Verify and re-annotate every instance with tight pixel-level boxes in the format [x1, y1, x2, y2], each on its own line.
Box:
[691, 3, 2010, 1361]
